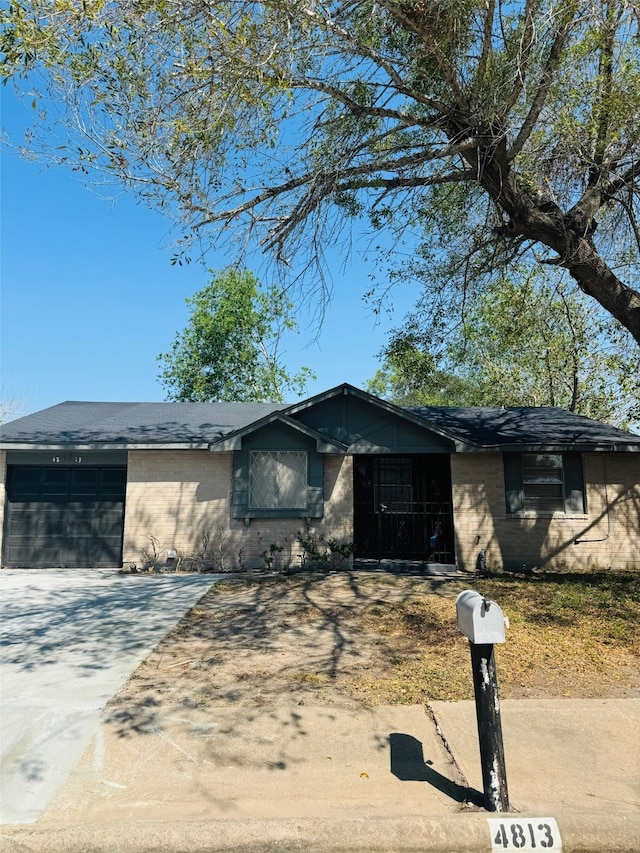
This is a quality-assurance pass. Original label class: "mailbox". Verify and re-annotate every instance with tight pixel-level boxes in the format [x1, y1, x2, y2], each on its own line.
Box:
[456, 590, 506, 644]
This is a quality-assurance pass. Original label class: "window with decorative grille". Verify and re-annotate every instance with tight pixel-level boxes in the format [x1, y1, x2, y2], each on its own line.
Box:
[249, 450, 308, 509]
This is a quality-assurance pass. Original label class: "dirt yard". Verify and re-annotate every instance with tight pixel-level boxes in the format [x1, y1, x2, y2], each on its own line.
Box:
[105, 571, 640, 733]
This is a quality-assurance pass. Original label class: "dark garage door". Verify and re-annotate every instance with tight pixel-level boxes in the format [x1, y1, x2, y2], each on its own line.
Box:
[4, 466, 127, 568]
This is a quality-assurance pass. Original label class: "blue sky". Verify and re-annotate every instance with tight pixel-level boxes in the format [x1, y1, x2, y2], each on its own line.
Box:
[1, 91, 420, 419]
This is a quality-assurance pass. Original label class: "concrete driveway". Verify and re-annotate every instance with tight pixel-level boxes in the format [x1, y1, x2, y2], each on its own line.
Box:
[0, 569, 221, 824]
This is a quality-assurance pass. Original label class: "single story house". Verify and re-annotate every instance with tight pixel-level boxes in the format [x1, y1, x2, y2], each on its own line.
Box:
[1, 384, 639, 572]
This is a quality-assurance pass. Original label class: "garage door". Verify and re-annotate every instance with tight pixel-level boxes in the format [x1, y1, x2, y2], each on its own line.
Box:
[4, 466, 127, 568]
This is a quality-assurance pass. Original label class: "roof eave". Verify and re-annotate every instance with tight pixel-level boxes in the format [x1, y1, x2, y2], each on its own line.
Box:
[459, 442, 640, 453]
[0, 441, 211, 452]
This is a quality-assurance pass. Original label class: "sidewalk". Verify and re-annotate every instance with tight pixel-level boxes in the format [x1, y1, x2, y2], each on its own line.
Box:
[2, 696, 638, 851]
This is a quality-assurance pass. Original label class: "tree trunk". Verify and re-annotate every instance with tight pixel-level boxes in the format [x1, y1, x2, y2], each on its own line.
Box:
[513, 209, 640, 347]
[463, 139, 640, 347]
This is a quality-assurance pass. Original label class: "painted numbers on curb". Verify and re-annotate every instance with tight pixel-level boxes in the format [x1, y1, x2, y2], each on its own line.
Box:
[488, 817, 562, 851]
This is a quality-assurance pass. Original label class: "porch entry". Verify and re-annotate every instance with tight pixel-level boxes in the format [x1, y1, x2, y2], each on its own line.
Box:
[353, 454, 455, 562]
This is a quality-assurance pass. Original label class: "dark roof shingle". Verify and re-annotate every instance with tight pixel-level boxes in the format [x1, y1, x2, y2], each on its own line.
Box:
[0, 401, 285, 447]
[2, 391, 639, 451]
[404, 405, 640, 449]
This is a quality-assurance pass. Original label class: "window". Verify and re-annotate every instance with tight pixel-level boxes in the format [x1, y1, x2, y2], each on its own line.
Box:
[232, 443, 322, 520]
[249, 450, 307, 509]
[522, 454, 564, 513]
[504, 452, 585, 515]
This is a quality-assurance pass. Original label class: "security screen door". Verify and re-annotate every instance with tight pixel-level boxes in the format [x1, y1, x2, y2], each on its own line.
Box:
[353, 455, 454, 562]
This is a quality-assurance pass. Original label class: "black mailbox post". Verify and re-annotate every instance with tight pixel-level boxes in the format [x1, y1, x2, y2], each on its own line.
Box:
[456, 590, 510, 812]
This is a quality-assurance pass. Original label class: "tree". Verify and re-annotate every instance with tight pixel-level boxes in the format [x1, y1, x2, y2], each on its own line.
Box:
[157, 268, 313, 402]
[366, 348, 479, 408]
[0, 393, 26, 424]
[367, 269, 640, 428]
[2, 2, 640, 344]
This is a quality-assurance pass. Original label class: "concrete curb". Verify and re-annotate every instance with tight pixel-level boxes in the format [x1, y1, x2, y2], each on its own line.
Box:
[3, 811, 639, 853]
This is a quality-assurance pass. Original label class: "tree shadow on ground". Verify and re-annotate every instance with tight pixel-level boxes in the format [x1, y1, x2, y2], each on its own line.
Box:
[102, 571, 463, 744]
[0, 573, 217, 676]
[473, 568, 640, 629]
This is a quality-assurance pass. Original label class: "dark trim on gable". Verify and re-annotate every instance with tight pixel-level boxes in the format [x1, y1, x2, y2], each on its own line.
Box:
[209, 411, 348, 454]
[283, 383, 462, 450]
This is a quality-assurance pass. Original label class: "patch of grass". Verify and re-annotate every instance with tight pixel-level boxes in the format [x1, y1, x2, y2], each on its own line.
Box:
[339, 571, 640, 704]
[292, 672, 331, 685]
[474, 573, 640, 654]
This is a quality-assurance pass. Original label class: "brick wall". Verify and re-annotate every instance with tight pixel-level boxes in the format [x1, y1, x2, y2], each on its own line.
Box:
[319, 454, 354, 540]
[123, 450, 355, 571]
[450, 453, 501, 572]
[2, 447, 635, 572]
[452, 452, 640, 572]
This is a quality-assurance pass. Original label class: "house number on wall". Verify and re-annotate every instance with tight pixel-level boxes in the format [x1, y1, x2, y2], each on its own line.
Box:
[51, 454, 82, 463]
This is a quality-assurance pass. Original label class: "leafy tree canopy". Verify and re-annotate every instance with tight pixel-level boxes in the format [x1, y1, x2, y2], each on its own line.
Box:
[2, 1, 640, 344]
[157, 267, 314, 402]
[367, 268, 640, 428]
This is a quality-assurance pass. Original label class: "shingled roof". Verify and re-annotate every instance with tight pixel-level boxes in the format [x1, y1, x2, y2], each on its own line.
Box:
[1, 388, 639, 451]
[0, 400, 284, 449]
[404, 405, 640, 451]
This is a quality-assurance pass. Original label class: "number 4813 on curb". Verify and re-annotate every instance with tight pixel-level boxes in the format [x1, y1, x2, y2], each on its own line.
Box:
[487, 818, 562, 851]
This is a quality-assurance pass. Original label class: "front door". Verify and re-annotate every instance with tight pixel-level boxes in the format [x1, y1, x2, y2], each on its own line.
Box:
[353, 455, 454, 562]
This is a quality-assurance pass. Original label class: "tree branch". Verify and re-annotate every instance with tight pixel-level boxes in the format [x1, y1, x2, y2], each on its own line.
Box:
[194, 140, 479, 232]
[569, 157, 640, 232]
[471, 0, 496, 102]
[503, 0, 538, 113]
[379, 0, 467, 106]
[305, 3, 451, 115]
[610, 189, 640, 255]
[589, 3, 619, 187]
[293, 77, 430, 128]
[507, 4, 576, 160]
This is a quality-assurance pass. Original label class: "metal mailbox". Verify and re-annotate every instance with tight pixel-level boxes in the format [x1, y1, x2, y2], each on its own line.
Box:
[456, 590, 506, 644]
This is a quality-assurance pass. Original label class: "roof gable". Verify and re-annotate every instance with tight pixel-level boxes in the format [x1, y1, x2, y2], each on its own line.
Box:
[284, 384, 456, 452]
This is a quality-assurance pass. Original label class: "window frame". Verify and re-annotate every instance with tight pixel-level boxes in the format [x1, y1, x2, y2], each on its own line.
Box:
[249, 449, 308, 511]
[521, 453, 565, 514]
[504, 452, 586, 517]
[231, 434, 325, 520]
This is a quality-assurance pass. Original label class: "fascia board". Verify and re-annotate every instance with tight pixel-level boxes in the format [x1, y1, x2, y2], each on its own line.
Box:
[456, 442, 640, 453]
[0, 442, 211, 451]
